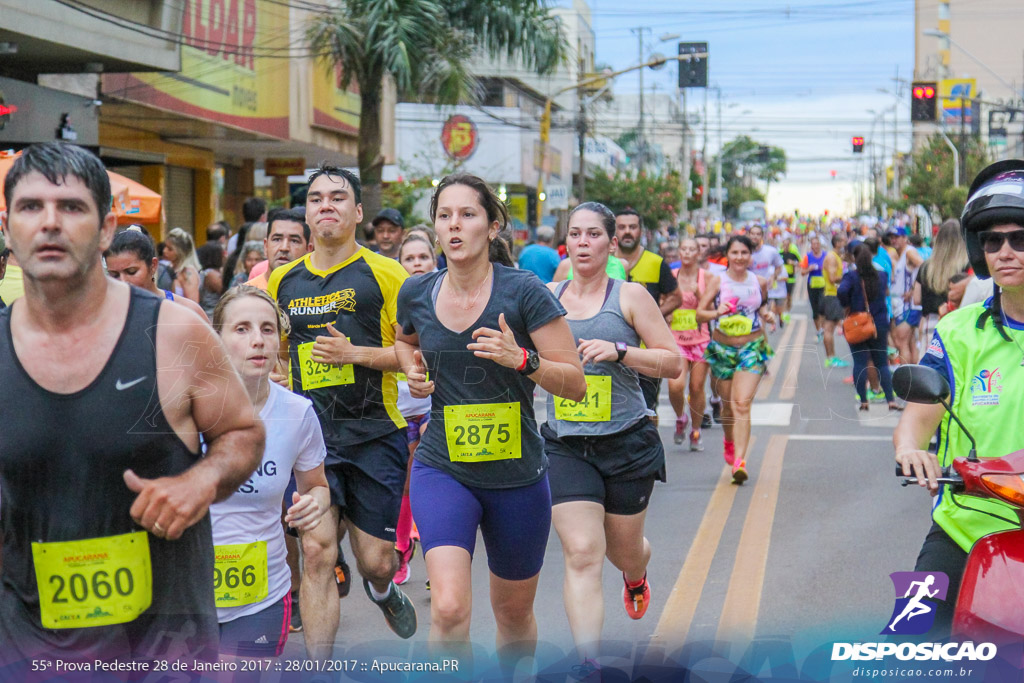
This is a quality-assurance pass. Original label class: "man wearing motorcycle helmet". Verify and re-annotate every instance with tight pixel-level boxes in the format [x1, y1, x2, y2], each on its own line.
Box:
[893, 159, 1024, 636]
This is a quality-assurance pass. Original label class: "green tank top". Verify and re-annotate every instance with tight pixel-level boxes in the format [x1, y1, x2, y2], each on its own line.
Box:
[931, 303, 1024, 551]
[567, 256, 627, 281]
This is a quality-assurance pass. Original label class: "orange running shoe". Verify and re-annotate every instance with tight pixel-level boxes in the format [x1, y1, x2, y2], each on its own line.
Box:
[623, 573, 651, 620]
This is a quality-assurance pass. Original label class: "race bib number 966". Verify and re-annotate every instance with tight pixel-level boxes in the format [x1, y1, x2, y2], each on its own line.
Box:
[213, 541, 269, 607]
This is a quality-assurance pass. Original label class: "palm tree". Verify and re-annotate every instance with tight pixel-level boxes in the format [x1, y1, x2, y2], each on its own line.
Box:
[307, 0, 567, 228]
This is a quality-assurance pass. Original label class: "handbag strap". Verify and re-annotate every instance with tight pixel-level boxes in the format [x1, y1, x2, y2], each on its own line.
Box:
[859, 272, 870, 313]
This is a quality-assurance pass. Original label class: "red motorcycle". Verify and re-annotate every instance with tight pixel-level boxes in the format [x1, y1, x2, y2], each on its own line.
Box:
[893, 364, 1024, 642]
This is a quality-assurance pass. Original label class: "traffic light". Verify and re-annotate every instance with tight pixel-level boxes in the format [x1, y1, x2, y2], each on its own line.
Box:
[678, 42, 708, 89]
[911, 82, 937, 122]
[852, 136, 864, 153]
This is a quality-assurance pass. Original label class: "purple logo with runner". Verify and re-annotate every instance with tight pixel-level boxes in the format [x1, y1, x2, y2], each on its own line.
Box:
[881, 571, 949, 635]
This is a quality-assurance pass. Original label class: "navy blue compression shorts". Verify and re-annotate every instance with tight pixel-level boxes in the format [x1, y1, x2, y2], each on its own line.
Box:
[409, 460, 551, 581]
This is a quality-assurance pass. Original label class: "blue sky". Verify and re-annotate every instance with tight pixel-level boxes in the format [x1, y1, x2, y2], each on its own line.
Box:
[555, 0, 917, 212]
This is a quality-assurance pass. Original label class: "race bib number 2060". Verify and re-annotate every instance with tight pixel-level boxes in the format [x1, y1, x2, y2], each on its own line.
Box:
[32, 531, 152, 629]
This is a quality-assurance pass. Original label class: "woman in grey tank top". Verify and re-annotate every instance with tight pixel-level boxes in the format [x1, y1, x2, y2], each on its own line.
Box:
[542, 202, 682, 674]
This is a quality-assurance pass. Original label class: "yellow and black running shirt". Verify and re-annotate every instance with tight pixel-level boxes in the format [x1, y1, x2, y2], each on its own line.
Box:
[267, 248, 408, 457]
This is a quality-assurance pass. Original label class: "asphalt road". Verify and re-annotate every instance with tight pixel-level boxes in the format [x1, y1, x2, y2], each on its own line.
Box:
[280, 283, 936, 681]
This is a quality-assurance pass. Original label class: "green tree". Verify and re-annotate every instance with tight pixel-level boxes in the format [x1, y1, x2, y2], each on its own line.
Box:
[902, 133, 988, 220]
[307, 0, 566, 232]
[712, 136, 786, 216]
[586, 168, 684, 226]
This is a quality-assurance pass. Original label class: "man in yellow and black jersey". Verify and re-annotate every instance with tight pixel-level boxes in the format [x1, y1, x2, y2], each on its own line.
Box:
[267, 165, 417, 643]
[614, 209, 682, 417]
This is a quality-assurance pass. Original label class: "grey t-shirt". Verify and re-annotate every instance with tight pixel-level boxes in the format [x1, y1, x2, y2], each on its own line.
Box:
[397, 264, 566, 488]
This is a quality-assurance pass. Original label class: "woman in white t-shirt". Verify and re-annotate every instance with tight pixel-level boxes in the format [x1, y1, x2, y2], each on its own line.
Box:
[210, 286, 329, 658]
[392, 232, 437, 586]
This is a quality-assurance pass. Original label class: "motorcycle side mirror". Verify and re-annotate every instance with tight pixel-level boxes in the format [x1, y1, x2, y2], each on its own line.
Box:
[892, 364, 950, 404]
[892, 364, 978, 462]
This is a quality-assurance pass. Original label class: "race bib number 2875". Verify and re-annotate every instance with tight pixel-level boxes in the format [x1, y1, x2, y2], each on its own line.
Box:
[444, 402, 522, 462]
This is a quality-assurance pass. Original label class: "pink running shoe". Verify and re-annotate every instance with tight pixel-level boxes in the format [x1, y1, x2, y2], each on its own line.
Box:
[723, 439, 736, 466]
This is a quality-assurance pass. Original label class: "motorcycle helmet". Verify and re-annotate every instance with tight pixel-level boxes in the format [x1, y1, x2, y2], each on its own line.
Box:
[961, 159, 1024, 278]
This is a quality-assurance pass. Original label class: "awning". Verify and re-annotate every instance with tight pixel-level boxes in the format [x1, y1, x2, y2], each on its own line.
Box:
[0, 150, 162, 224]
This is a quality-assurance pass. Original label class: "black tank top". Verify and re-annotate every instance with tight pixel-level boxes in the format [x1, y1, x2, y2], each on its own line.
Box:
[0, 288, 217, 666]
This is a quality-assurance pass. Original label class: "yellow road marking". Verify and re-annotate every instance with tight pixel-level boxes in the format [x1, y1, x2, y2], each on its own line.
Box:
[650, 437, 757, 649]
[715, 434, 789, 647]
[779, 317, 808, 400]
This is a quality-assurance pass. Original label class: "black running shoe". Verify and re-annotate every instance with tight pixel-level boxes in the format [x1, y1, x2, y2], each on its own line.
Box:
[711, 400, 722, 424]
[701, 413, 713, 429]
[364, 580, 417, 639]
[289, 591, 302, 632]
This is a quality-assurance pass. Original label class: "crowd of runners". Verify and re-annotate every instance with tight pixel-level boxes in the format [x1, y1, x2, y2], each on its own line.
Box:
[0, 141, 971, 680]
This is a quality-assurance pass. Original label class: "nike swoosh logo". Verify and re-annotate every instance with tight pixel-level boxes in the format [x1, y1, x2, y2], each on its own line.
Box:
[115, 377, 147, 391]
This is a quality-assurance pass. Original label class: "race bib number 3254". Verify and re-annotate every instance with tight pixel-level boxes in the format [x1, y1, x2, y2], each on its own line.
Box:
[444, 402, 522, 462]
[32, 531, 152, 629]
[297, 341, 354, 390]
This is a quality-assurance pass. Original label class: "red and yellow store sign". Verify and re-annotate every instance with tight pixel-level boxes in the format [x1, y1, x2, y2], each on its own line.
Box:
[312, 59, 361, 135]
[441, 115, 478, 161]
[102, 0, 290, 138]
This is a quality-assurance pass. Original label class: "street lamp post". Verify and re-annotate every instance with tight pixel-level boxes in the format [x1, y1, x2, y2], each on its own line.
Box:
[536, 51, 706, 219]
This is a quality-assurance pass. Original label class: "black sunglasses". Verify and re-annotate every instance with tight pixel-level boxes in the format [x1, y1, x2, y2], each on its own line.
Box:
[979, 229, 1024, 254]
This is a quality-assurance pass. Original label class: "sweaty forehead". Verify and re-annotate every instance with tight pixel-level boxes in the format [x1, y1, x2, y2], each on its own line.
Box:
[11, 170, 95, 204]
[308, 174, 351, 195]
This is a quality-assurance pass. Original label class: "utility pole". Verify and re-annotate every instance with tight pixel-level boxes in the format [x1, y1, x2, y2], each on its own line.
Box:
[960, 95, 968, 183]
[716, 88, 723, 218]
[892, 66, 900, 200]
[701, 87, 709, 212]
[680, 87, 690, 221]
[577, 94, 587, 203]
[631, 27, 650, 164]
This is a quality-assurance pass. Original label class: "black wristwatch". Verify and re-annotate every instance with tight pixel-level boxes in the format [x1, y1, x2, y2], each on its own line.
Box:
[518, 348, 541, 376]
[616, 342, 628, 362]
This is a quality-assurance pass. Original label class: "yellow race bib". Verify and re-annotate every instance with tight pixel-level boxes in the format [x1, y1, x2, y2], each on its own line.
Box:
[213, 542, 269, 608]
[810, 275, 825, 289]
[671, 309, 699, 332]
[719, 314, 754, 336]
[444, 402, 521, 462]
[555, 375, 612, 422]
[32, 531, 152, 629]
[296, 340, 354, 390]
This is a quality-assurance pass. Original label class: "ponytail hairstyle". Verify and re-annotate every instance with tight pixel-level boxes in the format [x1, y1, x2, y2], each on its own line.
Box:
[106, 226, 157, 263]
[569, 201, 616, 239]
[430, 173, 513, 265]
[211, 284, 291, 338]
[399, 232, 437, 266]
[853, 244, 880, 302]
[723, 234, 755, 265]
[165, 227, 201, 272]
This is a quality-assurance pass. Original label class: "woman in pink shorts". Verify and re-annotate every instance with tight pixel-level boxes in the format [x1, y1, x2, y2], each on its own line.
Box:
[668, 238, 715, 451]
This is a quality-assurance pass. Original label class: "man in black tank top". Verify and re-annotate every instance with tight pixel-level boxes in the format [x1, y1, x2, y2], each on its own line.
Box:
[0, 143, 265, 672]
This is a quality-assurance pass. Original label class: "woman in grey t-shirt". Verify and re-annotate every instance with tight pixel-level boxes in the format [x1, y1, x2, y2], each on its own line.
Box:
[395, 174, 585, 657]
